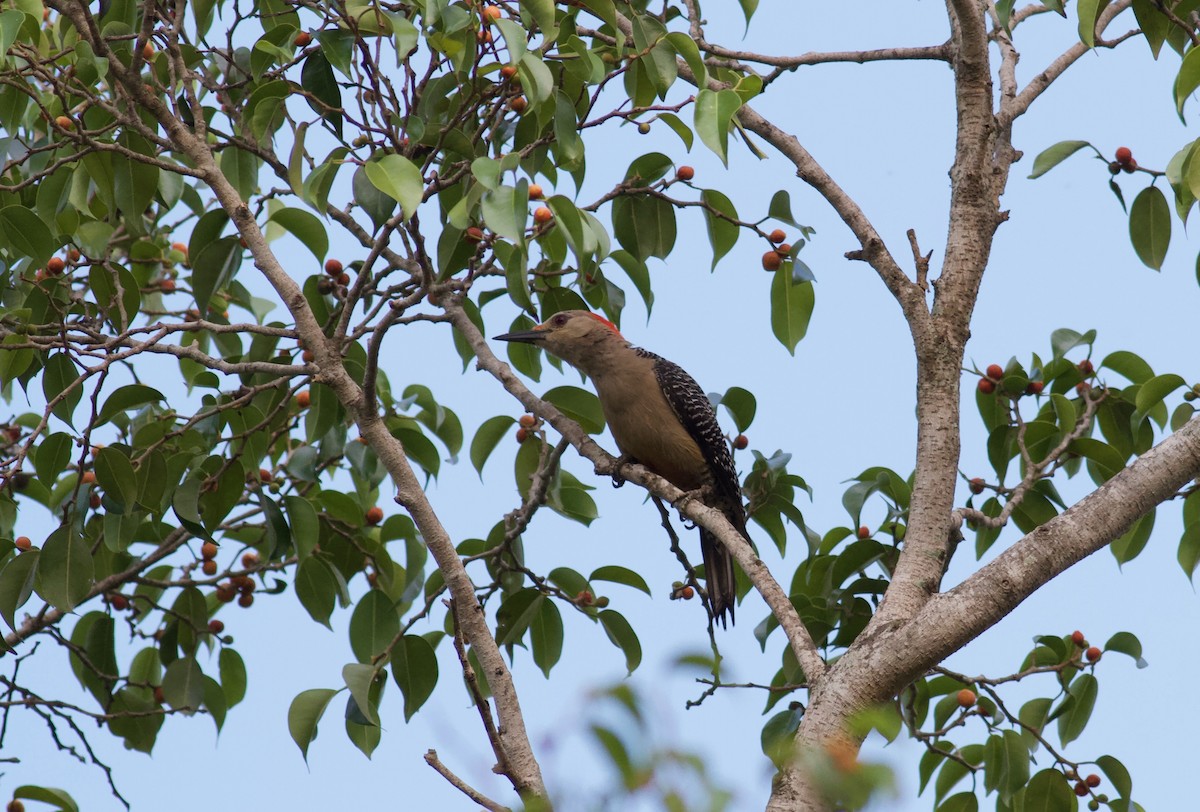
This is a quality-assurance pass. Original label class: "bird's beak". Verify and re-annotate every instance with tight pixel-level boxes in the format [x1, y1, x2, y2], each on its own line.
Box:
[493, 328, 546, 344]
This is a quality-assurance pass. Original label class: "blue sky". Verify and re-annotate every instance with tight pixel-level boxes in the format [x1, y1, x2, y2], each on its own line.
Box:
[8, 2, 1200, 810]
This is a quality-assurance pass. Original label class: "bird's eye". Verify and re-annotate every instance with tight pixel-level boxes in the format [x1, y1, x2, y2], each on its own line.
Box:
[551, 314, 568, 327]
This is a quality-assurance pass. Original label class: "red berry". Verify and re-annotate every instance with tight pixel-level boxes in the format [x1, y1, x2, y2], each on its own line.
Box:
[978, 378, 996, 394]
[986, 364, 1004, 380]
[762, 251, 782, 271]
[1085, 774, 1101, 788]
[14, 536, 31, 551]
[1085, 646, 1101, 662]
[46, 257, 66, 275]
[201, 541, 218, 560]
[1075, 782, 1090, 797]
[1071, 630, 1086, 646]
[968, 477, 985, 495]
[1025, 380, 1044, 396]
[89, 492, 102, 509]
[296, 390, 311, 409]
[324, 258, 343, 276]
[508, 96, 527, 113]
[515, 427, 529, 443]
[337, 272, 350, 286]
[238, 592, 254, 608]
[1078, 359, 1094, 375]
[777, 243, 793, 255]
[153, 686, 165, 704]
[956, 688, 976, 708]
[1115, 146, 1132, 165]
[109, 593, 129, 611]
[518, 414, 537, 428]
[733, 434, 748, 450]
[201, 559, 218, 576]
[1076, 382, 1091, 396]
[81, 470, 97, 484]
[1122, 158, 1138, 173]
[679, 586, 694, 600]
[294, 31, 312, 47]
[857, 526, 870, 539]
[575, 590, 594, 605]
[528, 184, 544, 200]
[241, 551, 260, 568]
[160, 278, 176, 292]
[768, 229, 786, 244]
[208, 619, 225, 634]
[533, 206, 553, 224]
[216, 584, 236, 602]
[675, 165, 695, 181]
[500, 65, 518, 80]
[365, 506, 384, 525]
[465, 226, 484, 242]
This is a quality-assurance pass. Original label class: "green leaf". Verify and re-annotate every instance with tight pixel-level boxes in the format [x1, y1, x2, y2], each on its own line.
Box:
[35, 529, 92, 613]
[543, 386, 605, 433]
[1095, 754, 1133, 800]
[391, 634, 437, 720]
[481, 184, 528, 244]
[95, 384, 164, 427]
[349, 589, 400, 663]
[761, 706, 802, 768]
[162, 655, 205, 711]
[0, 205, 55, 267]
[1129, 185, 1171, 270]
[342, 663, 380, 725]
[300, 50, 343, 137]
[1101, 350, 1154, 384]
[1104, 631, 1148, 668]
[694, 88, 743, 165]
[530, 597, 563, 677]
[770, 269, 814, 354]
[287, 688, 338, 761]
[1134, 373, 1185, 415]
[1176, 44, 1200, 119]
[34, 432, 72, 486]
[269, 207, 329, 264]
[1027, 140, 1092, 179]
[364, 154, 424, 220]
[12, 786, 79, 812]
[701, 189, 739, 271]
[0, 550, 39, 630]
[42, 352, 82, 427]
[470, 415, 516, 477]
[295, 557, 338, 628]
[611, 195, 676, 261]
[1111, 509, 1155, 565]
[94, 447, 138, 510]
[1077, 0, 1103, 47]
[720, 386, 757, 432]
[220, 648, 248, 707]
[351, 165, 397, 231]
[1022, 768, 1074, 811]
[589, 565, 652, 596]
[1056, 673, 1097, 746]
[598, 609, 642, 674]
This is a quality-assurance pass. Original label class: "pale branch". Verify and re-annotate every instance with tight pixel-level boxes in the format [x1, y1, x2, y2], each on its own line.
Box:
[425, 749, 513, 812]
[441, 296, 829, 685]
[4, 528, 191, 650]
[955, 387, 1104, 530]
[1000, 1, 1135, 126]
[505, 437, 569, 544]
[850, 415, 1200, 701]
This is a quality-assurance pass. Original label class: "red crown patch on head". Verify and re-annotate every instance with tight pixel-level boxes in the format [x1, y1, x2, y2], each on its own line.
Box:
[585, 312, 622, 336]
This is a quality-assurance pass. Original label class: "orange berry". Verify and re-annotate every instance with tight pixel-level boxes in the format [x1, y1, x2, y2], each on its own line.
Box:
[1085, 646, 1101, 662]
[518, 414, 537, 428]
[208, 619, 225, 634]
[482, 4, 502, 22]
[142, 41, 154, 60]
[762, 251, 782, 271]
[294, 31, 312, 47]
[153, 686, 165, 704]
[528, 184, 544, 200]
[508, 96, 527, 113]
[986, 363, 1003, 380]
[201, 559, 218, 576]
[1074, 782, 1090, 797]
[533, 206, 553, 224]
[857, 526, 870, 539]
[675, 165, 695, 181]
[777, 243, 793, 256]
[500, 64, 518, 80]
[968, 477, 985, 494]
[171, 242, 188, 255]
[1115, 146, 1132, 165]
[575, 590, 594, 606]
[956, 688, 976, 708]
[237, 592, 254, 608]
[89, 492, 102, 509]
[108, 593, 129, 611]
[365, 506, 384, 525]
[14, 536, 31, 551]
[768, 229, 786, 244]
[1071, 630, 1086, 647]
[515, 427, 529, 443]
[216, 583, 236, 603]
[296, 390, 311, 409]
[242, 551, 260, 568]
[733, 434, 748, 450]
[1075, 382, 1091, 396]
[54, 115, 73, 130]
[46, 257, 65, 275]
[1025, 380, 1044, 395]
[1078, 359, 1094, 375]
[1085, 774, 1101, 788]
[679, 586, 694, 600]
[301, 349, 315, 363]
[160, 278, 176, 292]
[68, 248, 82, 262]
[258, 468, 272, 483]
[201, 541, 218, 560]
[337, 272, 350, 286]
[978, 378, 996, 394]
[465, 226, 484, 242]
[324, 258, 343, 276]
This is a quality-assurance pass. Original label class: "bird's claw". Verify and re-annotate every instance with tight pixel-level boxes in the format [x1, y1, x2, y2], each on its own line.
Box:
[610, 455, 634, 488]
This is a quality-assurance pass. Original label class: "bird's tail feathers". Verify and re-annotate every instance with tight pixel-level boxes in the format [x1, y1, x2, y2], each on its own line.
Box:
[700, 527, 738, 628]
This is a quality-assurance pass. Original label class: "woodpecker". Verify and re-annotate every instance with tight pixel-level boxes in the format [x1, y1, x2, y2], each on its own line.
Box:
[495, 310, 747, 626]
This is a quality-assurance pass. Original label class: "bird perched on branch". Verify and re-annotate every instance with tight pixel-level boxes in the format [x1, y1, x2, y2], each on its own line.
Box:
[495, 310, 748, 626]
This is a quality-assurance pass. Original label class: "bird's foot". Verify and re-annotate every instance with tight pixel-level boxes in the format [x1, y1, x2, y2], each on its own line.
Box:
[673, 486, 713, 528]
[609, 454, 635, 488]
